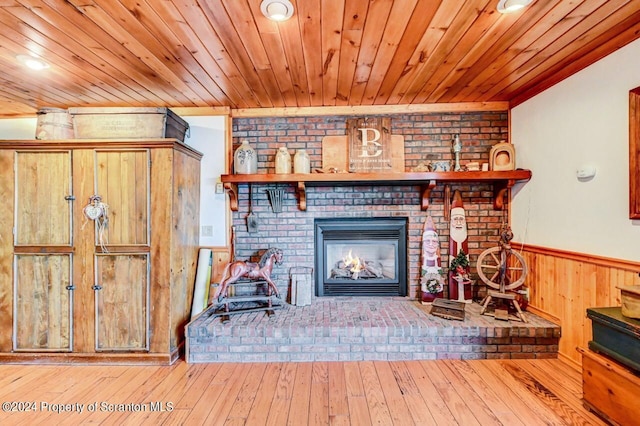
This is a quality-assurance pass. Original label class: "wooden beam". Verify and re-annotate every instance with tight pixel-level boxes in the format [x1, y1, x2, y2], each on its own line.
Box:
[168, 107, 231, 116]
[231, 102, 509, 118]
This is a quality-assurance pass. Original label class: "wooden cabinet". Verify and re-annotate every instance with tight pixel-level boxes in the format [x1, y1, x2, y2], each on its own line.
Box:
[0, 139, 201, 364]
[578, 347, 640, 426]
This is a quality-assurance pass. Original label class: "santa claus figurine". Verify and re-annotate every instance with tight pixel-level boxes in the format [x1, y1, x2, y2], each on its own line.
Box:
[449, 190, 473, 302]
[420, 215, 444, 304]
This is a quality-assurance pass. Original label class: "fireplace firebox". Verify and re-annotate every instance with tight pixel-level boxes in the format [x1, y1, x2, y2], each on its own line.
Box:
[314, 218, 407, 296]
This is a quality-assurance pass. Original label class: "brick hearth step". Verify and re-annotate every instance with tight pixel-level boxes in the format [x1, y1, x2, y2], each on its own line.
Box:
[185, 297, 560, 363]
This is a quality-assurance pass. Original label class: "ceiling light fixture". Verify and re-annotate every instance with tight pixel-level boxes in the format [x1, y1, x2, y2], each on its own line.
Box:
[497, 0, 533, 13]
[260, 0, 294, 21]
[16, 55, 50, 71]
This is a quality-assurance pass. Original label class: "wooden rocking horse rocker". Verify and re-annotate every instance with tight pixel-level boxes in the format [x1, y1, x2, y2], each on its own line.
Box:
[212, 247, 284, 305]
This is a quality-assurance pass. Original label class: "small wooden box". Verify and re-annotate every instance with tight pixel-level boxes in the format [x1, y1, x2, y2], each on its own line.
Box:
[430, 298, 466, 321]
[69, 107, 189, 141]
[579, 347, 640, 426]
[619, 285, 640, 319]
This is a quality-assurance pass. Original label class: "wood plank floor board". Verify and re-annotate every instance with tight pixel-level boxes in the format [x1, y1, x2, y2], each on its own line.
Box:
[0, 365, 71, 399]
[308, 362, 330, 426]
[106, 362, 194, 425]
[499, 360, 600, 426]
[534, 358, 584, 396]
[359, 361, 394, 425]
[374, 361, 415, 425]
[342, 363, 372, 425]
[265, 363, 297, 426]
[447, 359, 526, 426]
[0, 359, 607, 425]
[245, 363, 282, 426]
[203, 363, 255, 426]
[438, 360, 503, 426]
[327, 362, 349, 419]
[170, 363, 222, 412]
[286, 362, 312, 426]
[2, 368, 98, 426]
[472, 360, 564, 426]
[38, 366, 158, 426]
[419, 360, 482, 426]
[182, 363, 244, 424]
[160, 407, 191, 426]
[517, 359, 599, 420]
[38, 365, 162, 426]
[28, 376, 111, 426]
[388, 362, 436, 426]
[224, 363, 268, 425]
[345, 395, 373, 425]
[409, 360, 458, 425]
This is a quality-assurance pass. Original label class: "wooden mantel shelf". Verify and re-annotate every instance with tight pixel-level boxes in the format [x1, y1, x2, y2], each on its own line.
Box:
[221, 169, 532, 211]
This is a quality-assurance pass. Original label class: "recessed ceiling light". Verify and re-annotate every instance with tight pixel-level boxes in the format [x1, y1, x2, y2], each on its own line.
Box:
[260, 0, 294, 21]
[16, 55, 50, 71]
[497, 0, 533, 13]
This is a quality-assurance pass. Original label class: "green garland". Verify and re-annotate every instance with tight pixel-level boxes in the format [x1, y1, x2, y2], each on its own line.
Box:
[450, 249, 469, 270]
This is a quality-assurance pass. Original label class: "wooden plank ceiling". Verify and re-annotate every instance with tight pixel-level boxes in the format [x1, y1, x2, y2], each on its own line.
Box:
[1, 0, 639, 117]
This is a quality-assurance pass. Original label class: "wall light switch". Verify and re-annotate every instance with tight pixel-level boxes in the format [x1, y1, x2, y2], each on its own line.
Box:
[215, 182, 224, 194]
[201, 225, 213, 237]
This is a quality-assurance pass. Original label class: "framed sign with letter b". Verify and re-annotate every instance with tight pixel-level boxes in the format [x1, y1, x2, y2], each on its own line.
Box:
[347, 117, 392, 172]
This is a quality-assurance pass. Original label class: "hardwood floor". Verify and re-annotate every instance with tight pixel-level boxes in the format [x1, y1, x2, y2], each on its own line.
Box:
[0, 359, 605, 425]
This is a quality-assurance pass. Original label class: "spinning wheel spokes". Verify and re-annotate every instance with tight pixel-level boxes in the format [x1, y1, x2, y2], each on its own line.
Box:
[476, 246, 528, 291]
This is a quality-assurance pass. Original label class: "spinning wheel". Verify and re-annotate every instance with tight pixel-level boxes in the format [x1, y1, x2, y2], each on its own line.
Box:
[477, 226, 528, 322]
[476, 227, 527, 292]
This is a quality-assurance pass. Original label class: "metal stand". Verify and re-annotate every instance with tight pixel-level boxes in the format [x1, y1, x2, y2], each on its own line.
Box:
[213, 279, 282, 323]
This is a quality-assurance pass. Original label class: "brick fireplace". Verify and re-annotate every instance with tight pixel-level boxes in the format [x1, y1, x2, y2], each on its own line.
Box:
[231, 112, 509, 300]
[184, 111, 562, 364]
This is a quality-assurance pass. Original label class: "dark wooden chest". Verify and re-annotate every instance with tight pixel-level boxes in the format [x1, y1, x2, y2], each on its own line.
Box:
[587, 306, 640, 373]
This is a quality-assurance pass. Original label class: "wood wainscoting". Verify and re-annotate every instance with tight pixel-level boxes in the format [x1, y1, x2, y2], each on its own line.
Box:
[515, 243, 640, 367]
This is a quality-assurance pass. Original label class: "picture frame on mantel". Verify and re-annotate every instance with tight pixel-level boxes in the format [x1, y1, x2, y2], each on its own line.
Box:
[629, 87, 640, 219]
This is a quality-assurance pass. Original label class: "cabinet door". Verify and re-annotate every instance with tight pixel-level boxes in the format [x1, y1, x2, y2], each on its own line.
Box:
[14, 151, 72, 246]
[13, 254, 72, 351]
[94, 150, 149, 246]
[13, 151, 74, 352]
[94, 254, 149, 351]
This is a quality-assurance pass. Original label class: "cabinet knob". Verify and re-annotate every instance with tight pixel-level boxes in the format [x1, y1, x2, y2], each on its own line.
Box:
[64, 195, 76, 201]
[92, 284, 102, 291]
[65, 285, 75, 291]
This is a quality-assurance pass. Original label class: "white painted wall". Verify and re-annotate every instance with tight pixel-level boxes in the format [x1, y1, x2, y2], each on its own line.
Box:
[0, 115, 228, 246]
[184, 116, 227, 246]
[0, 117, 37, 138]
[511, 38, 640, 262]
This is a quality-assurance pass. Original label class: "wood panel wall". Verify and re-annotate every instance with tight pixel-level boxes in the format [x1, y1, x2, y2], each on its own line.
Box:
[517, 243, 640, 367]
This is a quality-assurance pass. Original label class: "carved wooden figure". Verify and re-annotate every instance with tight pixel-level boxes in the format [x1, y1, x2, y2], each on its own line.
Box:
[449, 190, 473, 301]
[213, 248, 283, 301]
[420, 215, 444, 304]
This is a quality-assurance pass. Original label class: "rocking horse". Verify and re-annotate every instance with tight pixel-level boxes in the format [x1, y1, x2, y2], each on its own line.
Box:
[213, 247, 284, 301]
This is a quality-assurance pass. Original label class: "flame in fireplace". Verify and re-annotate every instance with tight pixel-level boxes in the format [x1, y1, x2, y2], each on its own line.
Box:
[343, 250, 364, 276]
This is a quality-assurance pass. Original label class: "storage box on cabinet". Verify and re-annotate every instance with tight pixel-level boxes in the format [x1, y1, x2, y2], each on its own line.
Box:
[69, 107, 189, 141]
